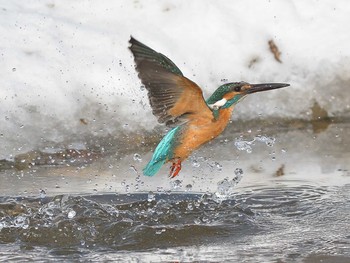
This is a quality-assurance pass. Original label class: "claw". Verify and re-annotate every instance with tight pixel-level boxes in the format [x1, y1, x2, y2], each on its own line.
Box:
[169, 159, 182, 178]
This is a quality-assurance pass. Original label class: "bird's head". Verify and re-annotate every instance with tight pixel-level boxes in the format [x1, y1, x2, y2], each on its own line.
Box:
[207, 81, 290, 111]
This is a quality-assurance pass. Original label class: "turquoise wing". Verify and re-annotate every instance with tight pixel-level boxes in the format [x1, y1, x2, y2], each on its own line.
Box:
[143, 127, 181, 176]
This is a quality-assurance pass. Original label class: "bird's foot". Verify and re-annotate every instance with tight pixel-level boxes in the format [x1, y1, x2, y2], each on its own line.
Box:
[169, 159, 182, 178]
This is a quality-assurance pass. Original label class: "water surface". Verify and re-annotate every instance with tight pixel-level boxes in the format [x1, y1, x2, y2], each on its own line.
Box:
[1, 123, 350, 262]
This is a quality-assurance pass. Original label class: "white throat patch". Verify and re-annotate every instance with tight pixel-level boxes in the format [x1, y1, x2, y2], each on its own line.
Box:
[208, 98, 227, 110]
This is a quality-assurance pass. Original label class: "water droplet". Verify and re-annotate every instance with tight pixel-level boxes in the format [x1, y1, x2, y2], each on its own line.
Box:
[129, 165, 137, 173]
[133, 153, 142, 162]
[234, 139, 253, 153]
[12, 68, 16, 72]
[192, 159, 200, 167]
[194, 218, 201, 224]
[147, 191, 155, 202]
[171, 179, 182, 189]
[67, 209, 76, 219]
[256, 135, 275, 147]
[215, 162, 222, 171]
[235, 135, 275, 152]
[39, 189, 46, 198]
[187, 203, 193, 210]
[14, 216, 29, 229]
[234, 168, 243, 177]
[155, 228, 166, 235]
[185, 184, 193, 191]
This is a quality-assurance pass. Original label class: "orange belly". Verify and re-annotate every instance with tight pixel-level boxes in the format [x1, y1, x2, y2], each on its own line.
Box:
[172, 107, 234, 160]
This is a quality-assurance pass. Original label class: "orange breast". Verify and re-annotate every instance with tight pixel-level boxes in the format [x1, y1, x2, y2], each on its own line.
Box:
[173, 107, 234, 161]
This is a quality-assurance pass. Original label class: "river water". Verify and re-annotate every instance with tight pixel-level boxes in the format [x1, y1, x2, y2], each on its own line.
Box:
[1, 120, 349, 262]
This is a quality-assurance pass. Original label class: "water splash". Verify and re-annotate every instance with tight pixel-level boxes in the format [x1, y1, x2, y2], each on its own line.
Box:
[147, 191, 155, 202]
[1, 184, 348, 263]
[214, 168, 244, 201]
[185, 184, 193, 192]
[67, 209, 76, 219]
[234, 135, 275, 153]
[191, 159, 200, 168]
[171, 179, 182, 190]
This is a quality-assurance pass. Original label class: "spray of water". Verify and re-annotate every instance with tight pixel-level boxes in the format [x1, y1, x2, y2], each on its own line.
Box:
[234, 135, 275, 153]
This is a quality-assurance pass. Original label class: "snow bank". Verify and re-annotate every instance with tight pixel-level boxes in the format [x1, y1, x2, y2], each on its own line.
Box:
[1, 0, 349, 158]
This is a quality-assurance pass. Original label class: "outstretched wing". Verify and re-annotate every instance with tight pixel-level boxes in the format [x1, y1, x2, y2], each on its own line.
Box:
[129, 37, 212, 127]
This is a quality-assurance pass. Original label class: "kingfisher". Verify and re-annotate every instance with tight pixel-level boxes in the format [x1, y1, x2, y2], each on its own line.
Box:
[129, 37, 289, 178]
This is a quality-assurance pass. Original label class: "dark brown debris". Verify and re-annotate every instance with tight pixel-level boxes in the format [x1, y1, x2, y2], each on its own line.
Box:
[80, 118, 88, 125]
[268, 40, 282, 63]
[248, 56, 260, 68]
[311, 101, 331, 134]
[275, 164, 285, 177]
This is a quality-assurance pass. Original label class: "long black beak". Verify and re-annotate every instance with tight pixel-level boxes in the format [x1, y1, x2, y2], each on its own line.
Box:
[245, 83, 290, 94]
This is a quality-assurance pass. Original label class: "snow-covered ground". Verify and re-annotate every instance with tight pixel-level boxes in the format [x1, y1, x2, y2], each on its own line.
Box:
[1, 0, 350, 159]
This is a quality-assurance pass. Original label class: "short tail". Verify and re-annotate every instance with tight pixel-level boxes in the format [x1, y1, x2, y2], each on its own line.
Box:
[142, 126, 181, 176]
[143, 159, 166, 176]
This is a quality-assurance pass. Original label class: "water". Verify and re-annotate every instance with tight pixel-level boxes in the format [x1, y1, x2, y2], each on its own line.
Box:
[1, 121, 350, 262]
[0, 186, 349, 262]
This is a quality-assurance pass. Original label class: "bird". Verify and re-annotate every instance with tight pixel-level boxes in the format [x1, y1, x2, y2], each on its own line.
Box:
[129, 37, 290, 178]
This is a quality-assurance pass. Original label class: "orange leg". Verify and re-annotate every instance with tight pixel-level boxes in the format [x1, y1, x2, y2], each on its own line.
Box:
[169, 159, 182, 178]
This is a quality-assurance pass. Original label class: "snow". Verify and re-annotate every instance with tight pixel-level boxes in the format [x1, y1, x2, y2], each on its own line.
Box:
[1, 0, 350, 159]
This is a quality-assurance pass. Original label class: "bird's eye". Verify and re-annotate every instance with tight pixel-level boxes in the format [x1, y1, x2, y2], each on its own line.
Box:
[234, 86, 241, 92]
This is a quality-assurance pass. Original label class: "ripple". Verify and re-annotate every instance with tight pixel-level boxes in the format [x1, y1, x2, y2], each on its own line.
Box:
[0, 185, 350, 261]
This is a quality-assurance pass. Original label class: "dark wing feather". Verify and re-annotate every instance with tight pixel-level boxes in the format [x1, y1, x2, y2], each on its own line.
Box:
[129, 37, 183, 76]
[129, 36, 212, 127]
